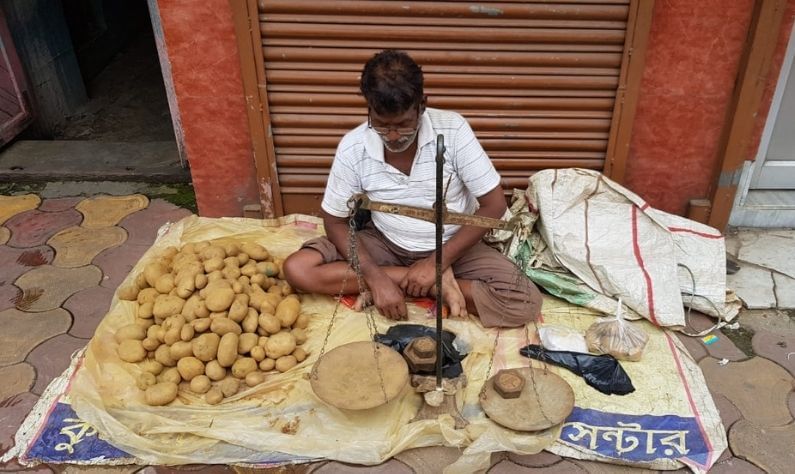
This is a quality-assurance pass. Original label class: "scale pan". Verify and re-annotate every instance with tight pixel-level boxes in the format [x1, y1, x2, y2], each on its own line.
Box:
[311, 341, 409, 410]
[480, 367, 574, 431]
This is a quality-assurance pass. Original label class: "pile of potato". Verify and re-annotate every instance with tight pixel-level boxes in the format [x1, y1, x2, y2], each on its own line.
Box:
[113, 240, 308, 406]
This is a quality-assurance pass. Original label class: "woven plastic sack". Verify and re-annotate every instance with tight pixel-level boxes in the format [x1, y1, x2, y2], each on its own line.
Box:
[585, 300, 648, 361]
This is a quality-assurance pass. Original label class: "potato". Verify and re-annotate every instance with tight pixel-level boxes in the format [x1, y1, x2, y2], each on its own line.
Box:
[145, 382, 178, 406]
[162, 314, 186, 332]
[259, 358, 276, 371]
[155, 274, 175, 294]
[137, 287, 159, 305]
[219, 377, 240, 397]
[205, 360, 227, 381]
[161, 246, 179, 259]
[232, 281, 244, 294]
[294, 313, 309, 329]
[192, 333, 221, 362]
[195, 273, 208, 290]
[211, 318, 242, 336]
[175, 275, 195, 299]
[250, 345, 266, 362]
[237, 252, 250, 266]
[205, 287, 235, 312]
[290, 328, 307, 345]
[144, 263, 168, 288]
[135, 272, 149, 289]
[209, 311, 228, 320]
[140, 359, 164, 375]
[154, 326, 166, 343]
[204, 257, 224, 273]
[137, 372, 157, 391]
[190, 375, 211, 394]
[169, 341, 194, 360]
[118, 284, 139, 301]
[238, 333, 258, 355]
[275, 355, 298, 373]
[155, 344, 177, 367]
[163, 327, 181, 346]
[232, 357, 257, 378]
[242, 308, 259, 333]
[217, 333, 239, 367]
[257, 336, 269, 347]
[206, 270, 224, 283]
[240, 262, 257, 277]
[200, 245, 226, 261]
[115, 324, 146, 343]
[245, 371, 267, 387]
[118, 340, 146, 363]
[193, 318, 211, 333]
[240, 243, 269, 261]
[258, 314, 281, 335]
[205, 387, 223, 405]
[250, 273, 267, 287]
[158, 367, 182, 384]
[146, 324, 161, 340]
[280, 282, 293, 296]
[177, 356, 205, 381]
[180, 324, 195, 342]
[137, 301, 154, 319]
[153, 295, 186, 319]
[265, 332, 296, 359]
[276, 298, 301, 328]
[222, 266, 241, 281]
[293, 347, 307, 363]
[142, 337, 160, 351]
[227, 295, 249, 322]
[135, 318, 154, 330]
[194, 241, 210, 252]
[256, 261, 279, 277]
[194, 301, 210, 319]
[219, 242, 240, 257]
[223, 256, 240, 269]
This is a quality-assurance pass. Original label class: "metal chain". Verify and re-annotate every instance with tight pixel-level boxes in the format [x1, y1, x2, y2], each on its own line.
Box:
[479, 328, 500, 398]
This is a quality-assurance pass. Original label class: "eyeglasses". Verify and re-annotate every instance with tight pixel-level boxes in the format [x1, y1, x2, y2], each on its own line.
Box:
[368, 108, 421, 137]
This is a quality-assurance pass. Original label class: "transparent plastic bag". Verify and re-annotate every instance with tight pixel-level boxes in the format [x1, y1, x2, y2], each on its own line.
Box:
[538, 325, 588, 353]
[585, 299, 648, 362]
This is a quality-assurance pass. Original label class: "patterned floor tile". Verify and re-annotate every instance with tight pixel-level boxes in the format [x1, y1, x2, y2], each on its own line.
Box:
[712, 393, 743, 430]
[0, 308, 71, 366]
[0, 285, 20, 313]
[773, 272, 795, 309]
[0, 391, 39, 463]
[26, 334, 86, 395]
[120, 199, 192, 246]
[674, 333, 707, 362]
[38, 197, 82, 213]
[0, 363, 35, 403]
[0, 194, 40, 225]
[790, 391, 795, 419]
[5, 209, 82, 249]
[729, 420, 795, 474]
[94, 242, 151, 290]
[506, 451, 561, 468]
[14, 265, 102, 312]
[739, 309, 795, 338]
[751, 330, 795, 378]
[140, 465, 236, 473]
[312, 459, 412, 473]
[727, 265, 776, 310]
[708, 457, 764, 473]
[681, 311, 747, 360]
[0, 245, 54, 286]
[0, 227, 9, 245]
[48, 226, 127, 268]
[63, 286, 114, 339]
[55, 464, 139, 473]
[736, 229, 795, 279]
[699, 357, 794, 427]
[0, 460, 54, 473]
[394, 446, 462, 472]
[76, 195, 149, 229]
[489, 459, 586, 473]
[569, 459, 656, 473]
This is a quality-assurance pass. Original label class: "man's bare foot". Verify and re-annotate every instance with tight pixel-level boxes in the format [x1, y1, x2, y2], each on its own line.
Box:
[436, 267, 467, 319]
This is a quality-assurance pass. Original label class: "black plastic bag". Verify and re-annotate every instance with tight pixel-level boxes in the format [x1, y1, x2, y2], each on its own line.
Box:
[375, 324, 466, 378]
[519, 344, 635, 395]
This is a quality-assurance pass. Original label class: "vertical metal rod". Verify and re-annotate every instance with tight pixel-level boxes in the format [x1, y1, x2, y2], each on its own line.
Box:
[435, 134, 445, 390]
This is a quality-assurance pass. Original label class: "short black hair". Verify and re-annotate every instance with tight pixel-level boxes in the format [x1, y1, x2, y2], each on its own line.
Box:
[360, 50, 424, 116]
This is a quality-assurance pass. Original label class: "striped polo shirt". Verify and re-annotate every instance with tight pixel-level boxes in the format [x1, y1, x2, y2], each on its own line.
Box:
[321, 107, 501, 252]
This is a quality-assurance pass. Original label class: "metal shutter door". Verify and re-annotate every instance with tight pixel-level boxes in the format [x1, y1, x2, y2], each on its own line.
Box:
[257, 0, 630, 214]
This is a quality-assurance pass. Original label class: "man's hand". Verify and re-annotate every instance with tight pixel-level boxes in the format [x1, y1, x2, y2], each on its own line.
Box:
[364, 274, 407, 320]
[400, 256, 436, 297]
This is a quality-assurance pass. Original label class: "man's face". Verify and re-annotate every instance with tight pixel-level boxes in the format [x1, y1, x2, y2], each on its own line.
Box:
[368, 105, 422, 153]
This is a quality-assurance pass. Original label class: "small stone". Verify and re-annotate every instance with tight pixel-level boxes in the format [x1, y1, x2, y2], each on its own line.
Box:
[0, 194, 40, 225]
[699, 357, 794, 427]
[729, 419, 795, 473]
[120, 198, 192, 246]
[0, 308, 71, 366]
[0, 362, 35, 401]
[64, 286, 114, 339]
[727, 266, 776, 309]
[5, 208, 82, 248]
[14, 265, 102, 312]
[0, 226, 9, 245]
[27, 333, 86, 394]
[76, 194, 149, 228]
[48, 225, 127, 268]
[751, 330, 795, 378]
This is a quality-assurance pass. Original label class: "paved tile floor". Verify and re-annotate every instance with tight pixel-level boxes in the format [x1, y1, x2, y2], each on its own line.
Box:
[0, 193, 793, 473]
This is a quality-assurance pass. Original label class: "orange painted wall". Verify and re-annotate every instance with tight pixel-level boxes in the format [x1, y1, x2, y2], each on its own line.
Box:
[154, 0, 259, 217]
